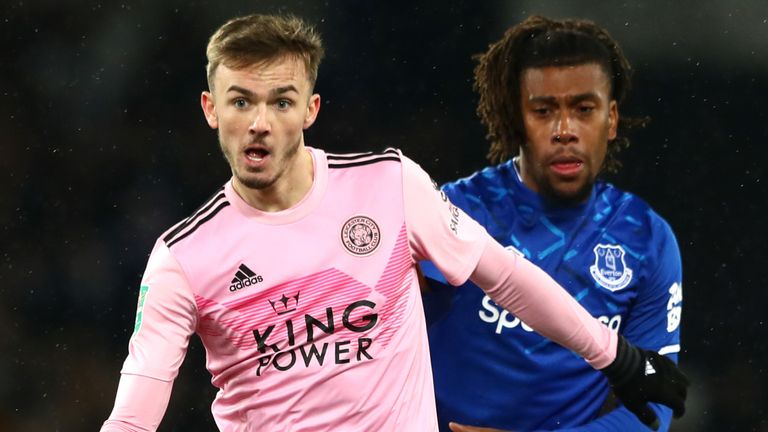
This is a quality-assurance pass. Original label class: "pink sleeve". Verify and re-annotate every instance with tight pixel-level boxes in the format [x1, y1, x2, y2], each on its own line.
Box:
[120, 240, 197, 381]
[100, 374, 173, 432]
[470, 239, 618, 369]
[401, 154, 488, 285]
[102, 240, 197, 429]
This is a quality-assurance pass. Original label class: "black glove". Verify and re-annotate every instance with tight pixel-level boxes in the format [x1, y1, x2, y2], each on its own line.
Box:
[600, 335, 690, 430]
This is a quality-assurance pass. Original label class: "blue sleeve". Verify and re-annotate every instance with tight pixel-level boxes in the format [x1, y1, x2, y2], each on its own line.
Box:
[550, 217, 683, 432]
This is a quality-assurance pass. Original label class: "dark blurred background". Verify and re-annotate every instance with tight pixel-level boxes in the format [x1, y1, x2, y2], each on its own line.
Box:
[2, 1, 766, 431]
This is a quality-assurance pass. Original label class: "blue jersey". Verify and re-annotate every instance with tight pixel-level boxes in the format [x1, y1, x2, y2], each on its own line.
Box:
[422, 159, 683, 432]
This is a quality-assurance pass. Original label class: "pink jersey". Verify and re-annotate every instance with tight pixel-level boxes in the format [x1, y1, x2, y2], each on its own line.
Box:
[111, 148, 487, 431]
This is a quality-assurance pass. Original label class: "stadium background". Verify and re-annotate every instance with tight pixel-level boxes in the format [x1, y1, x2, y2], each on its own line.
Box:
[2, 1, 766, 430]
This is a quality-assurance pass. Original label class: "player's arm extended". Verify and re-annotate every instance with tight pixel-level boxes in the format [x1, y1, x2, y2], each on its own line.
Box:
[468, 234, 687, 430]
[101, 241, 198, 432]
[469, 237, 617, 368]
[400, 153, 687, 430]
[446, 218, 684, 432]
[100, 374, 173, 432]
[560, 218, 685, 432]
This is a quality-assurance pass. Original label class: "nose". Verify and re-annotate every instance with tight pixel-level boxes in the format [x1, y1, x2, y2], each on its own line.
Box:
[551, 111, 577, 145]
[248, 104, 271, 135]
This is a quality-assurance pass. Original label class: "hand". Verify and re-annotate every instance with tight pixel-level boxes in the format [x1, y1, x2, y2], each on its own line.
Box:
[600, 336, 689, 430]
[448, 422, 513, 432]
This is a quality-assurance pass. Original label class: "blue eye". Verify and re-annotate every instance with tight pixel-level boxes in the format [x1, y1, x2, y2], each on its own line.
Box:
[276, 99, 292, 110]
[234, 98, 248, 109]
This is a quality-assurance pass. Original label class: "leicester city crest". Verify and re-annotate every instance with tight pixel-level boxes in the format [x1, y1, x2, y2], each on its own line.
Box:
[589, 244, 633, 291]
[341, 215, 381, 257]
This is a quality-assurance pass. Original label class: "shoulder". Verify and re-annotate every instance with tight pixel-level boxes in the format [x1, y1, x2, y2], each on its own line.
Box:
[595, 181, 678, 251]
[161, 186, 232, 250]
[439, 160, 516, 217]
[440, 160, 515, 209]
[443, 160, 514, 196]
[323, 148, 408, 195]
[325, 147, 402, 170]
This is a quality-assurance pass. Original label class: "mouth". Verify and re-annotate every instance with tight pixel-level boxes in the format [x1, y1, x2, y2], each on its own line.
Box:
[243, 146, 270, 166]
[549, 155, 584, 177]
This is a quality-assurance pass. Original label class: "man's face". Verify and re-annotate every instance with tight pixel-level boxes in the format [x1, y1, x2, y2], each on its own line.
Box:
[201, 56, 320, 192]
[518, 63, 618, 204]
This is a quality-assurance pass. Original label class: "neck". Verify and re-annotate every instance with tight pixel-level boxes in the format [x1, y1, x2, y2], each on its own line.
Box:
[234, 147, 314, 212]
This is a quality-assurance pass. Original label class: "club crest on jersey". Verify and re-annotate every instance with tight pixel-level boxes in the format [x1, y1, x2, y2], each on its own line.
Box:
[589, 244, 633, 291]
[341, 215, 381, 256]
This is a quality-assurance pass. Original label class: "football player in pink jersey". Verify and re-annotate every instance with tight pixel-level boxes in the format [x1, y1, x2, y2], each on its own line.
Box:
[101, 13, 687, 432]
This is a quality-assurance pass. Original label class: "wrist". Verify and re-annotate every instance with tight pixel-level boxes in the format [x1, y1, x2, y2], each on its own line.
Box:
[600, 335, 642, 387]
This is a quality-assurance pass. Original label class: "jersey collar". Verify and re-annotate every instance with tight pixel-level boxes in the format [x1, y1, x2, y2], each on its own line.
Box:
[225, 147, 329, 225]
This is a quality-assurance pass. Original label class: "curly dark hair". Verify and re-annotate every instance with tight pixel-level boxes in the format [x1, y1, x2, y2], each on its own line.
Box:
[474, 15, 648, 173]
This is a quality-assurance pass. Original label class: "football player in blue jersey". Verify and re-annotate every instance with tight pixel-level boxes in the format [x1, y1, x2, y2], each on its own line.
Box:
[422, 16, 686, 432]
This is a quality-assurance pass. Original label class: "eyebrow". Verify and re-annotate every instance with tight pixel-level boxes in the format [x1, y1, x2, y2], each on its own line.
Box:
[271, 85, 299, 96]
[569, 93, 600, 104]
[527, 92, 600, 104]
[225, 85, 299, 97]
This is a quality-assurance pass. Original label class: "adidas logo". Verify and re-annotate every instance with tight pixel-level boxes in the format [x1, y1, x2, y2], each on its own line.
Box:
[229, 264, 264, 292]
[644, 359, 657, 376]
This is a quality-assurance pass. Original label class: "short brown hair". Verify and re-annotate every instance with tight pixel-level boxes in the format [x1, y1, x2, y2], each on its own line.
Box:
[474, 16, 648, 173]
[205, 14, 325, 91]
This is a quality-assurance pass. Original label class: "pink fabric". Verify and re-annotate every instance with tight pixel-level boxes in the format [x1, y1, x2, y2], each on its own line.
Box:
[101, 148, 617, 431]
[401, 156, 487, 283]
[102, 148, 487, 431]
[469, 240, 618, 369]
[101, 374, 173, 432]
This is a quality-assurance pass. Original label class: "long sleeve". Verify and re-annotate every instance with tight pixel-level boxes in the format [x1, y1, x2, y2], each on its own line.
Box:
[100, 374, 174, 432]
[400, 153, 617, 369]
[468, 238, 618, 369]
[101, 240, 198, 431]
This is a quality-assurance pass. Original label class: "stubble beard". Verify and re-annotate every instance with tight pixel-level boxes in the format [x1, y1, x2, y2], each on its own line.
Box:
[536, 165, 596, 206]
[218, 134, 301, 191]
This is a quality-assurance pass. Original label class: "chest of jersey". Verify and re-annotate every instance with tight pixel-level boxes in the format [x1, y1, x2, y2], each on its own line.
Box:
[455, 194, 653, 347]
[171, 165, 417, 373]
[486, 193, 650, 319]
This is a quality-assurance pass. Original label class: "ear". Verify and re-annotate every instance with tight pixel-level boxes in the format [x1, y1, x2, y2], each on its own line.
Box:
[201, 91, 219, 129]
[303, 93, 321, 129]
[607, 100, 618, 140]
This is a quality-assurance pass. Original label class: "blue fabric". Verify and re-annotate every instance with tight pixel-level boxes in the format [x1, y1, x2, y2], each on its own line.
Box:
[422, 159, 682, 431]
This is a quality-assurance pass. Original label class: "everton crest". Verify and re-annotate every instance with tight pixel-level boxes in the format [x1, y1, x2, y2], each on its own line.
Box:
[589, 244, 633, 291]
